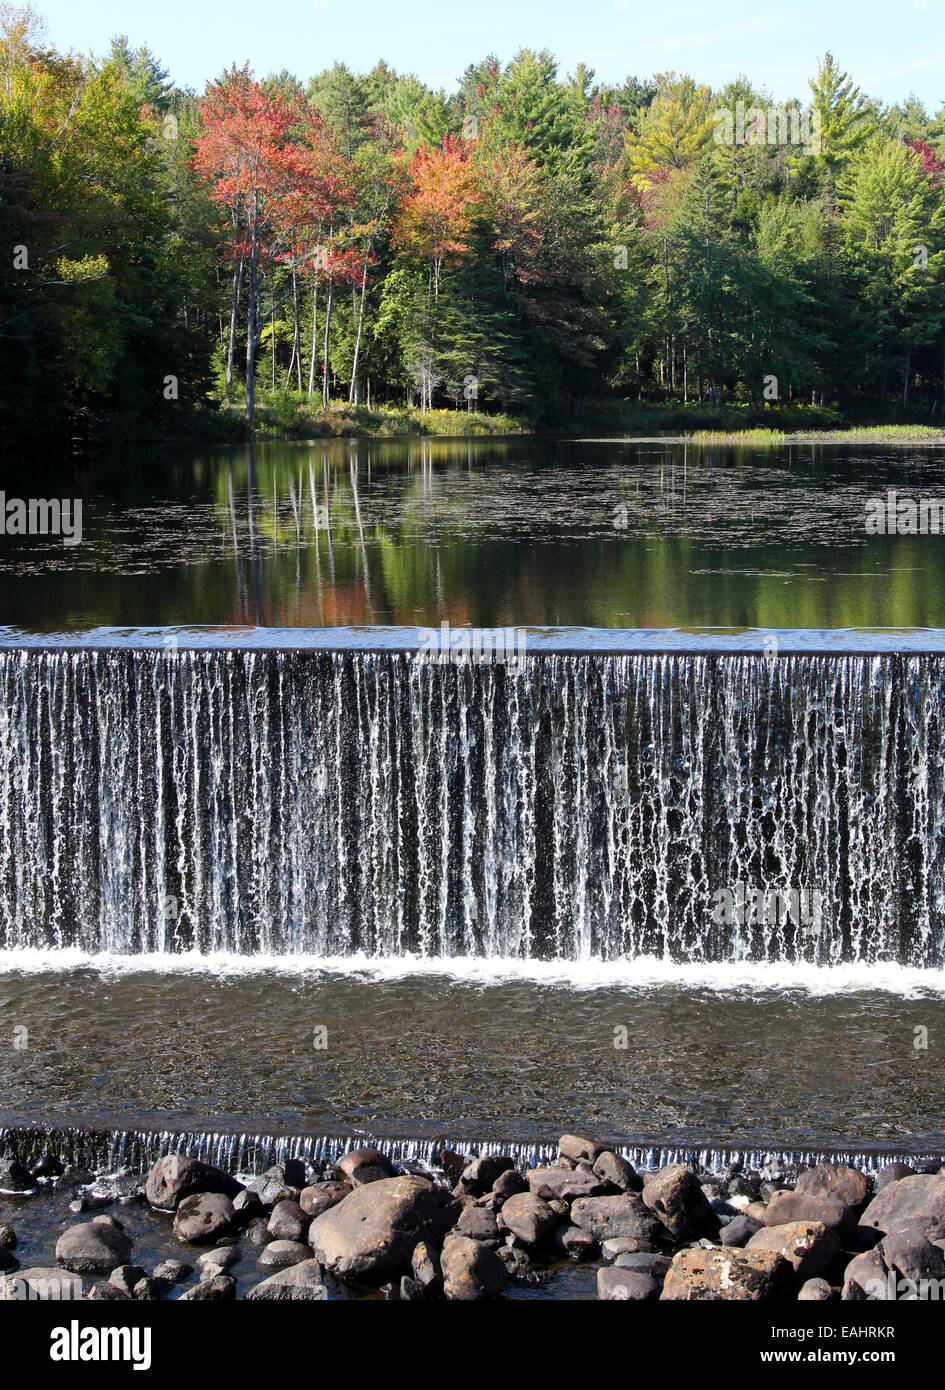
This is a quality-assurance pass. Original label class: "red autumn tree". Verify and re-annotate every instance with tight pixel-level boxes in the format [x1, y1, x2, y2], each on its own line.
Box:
[392, 133, 481, 303]
[194, 66, 328, 420]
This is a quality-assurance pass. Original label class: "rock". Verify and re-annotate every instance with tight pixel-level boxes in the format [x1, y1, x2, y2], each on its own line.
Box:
[661, 1246, 787, 1300]
[178, 1274, 236, 1300]
[601, 1237, 654, 1260]
[642, 1165, 719, 1241]
[244, 1217, 271, 1247]
[842, 1249, 892, 1300]
[173, 1192, 236, 1245]
[69, 1192, 114, 1214]
[455, 1155, 515, 1198]
[152, 1259, 192, 1284]
[0, 1267, 84, 1300]
[746, 1221, 840, 1280]
[257, 1240, 313, 1269]
[570, 1194, 661, 1243]
[557, 1225, 597, 1258]
[499, 1193, 557, 1249]
[232, 1189, 264, 1225]
[132, 1277, 162, 1300]
[0, 1159, 33, 1193]
[440, 1234, 508, 1301]
[592, 1151, 641, 1192]
[859, 1175, 945, 1241]
[798, 1277, 834, 1300]
[247, 1260, 325, 1301]
[614, 1252, 672, 1280]
[400, 1275, 426, 1300]
[308, 1176, 452, 1283]
[720, 1214, 762, 1247]
[881, 1229, 945, 1285]
[334, 1147, 396, 1187]
[456, 1205, 499, 1244]
[300, 1181, 351, 1219]
[559, 1135, 608, 1164]
[745, 1201, 769, 1224]
[796, 1163, 868, 1209]
[764, 1190, 854, 1238]
[0, 1222, 15, 1250]
[526, 1167, 606, 1202]
[144, 1154, 240, 1211]
[436, 1149, 470, 1185]
[267, 1199, 310, 1243]
[492, 1169, 529, 1200]
[55, 1221, 133, 1273]
[250, 1165, 302, 1206]
[875, 1162, 915, 1192]
[597, 1267, 660, 1301]
[108, 1264, 147, 1297]
[411, 1241, 441, 1289]
[197, 1246, 240, 1273]
[32, 1152, 65, 1180]
[87, 1281, 131, 1301]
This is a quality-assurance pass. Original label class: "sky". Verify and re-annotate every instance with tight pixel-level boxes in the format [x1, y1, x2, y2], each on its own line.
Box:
[31, 0, 945, 108]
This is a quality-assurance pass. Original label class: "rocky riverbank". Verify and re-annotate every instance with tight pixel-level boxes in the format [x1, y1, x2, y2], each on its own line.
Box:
[1, 1138, 944, 1301]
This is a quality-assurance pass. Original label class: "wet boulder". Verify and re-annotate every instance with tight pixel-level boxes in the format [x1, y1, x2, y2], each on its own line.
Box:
[746, 1220, 840, 1281]
[592, 1151, 641, 1192]
[720, 1214, 762, 1247]
[178, 1274, 236, 1300]
[300, 1181, 351, 1219]
[173, 1193, 236, 1245]
[570, 1194, 661, 1243]
[597, 1267, 660, 1301]
[859, 1175, 945, 1241]
[455, 1155, 515, 1198]
[498, 1193, 558, 1249]
[440, 1234, 508, 1301]
[764, 1190, 854, 1239]
[559, 1135, 608, 1164]
[144, 1155, 241, 1212]
[526, 1168, 606, 1202]
[267, 1199, 310, 1243]
[55, 1219, 133, 1274]
[247, 1259, 325, 1301]
[308, 1176, 453, 1283]
[334, 1147, 396, 1187]
[796, 1163, 868, 1210]
[641, 1164, 719, 1241]
[258, 1240, 311, 1269]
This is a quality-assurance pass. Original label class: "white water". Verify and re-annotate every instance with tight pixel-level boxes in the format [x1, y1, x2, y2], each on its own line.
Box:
[1, 646, 944, 965]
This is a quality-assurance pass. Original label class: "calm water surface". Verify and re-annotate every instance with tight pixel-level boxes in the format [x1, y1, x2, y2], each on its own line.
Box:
[4, 438, 945, 631]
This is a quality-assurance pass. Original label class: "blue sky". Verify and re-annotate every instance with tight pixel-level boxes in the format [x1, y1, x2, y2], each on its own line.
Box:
[33, 0, 945, 107]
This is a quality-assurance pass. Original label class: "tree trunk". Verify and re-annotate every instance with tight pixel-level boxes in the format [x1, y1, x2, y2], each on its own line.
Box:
[322, 275, 334, 409]
[307, 276, 319, 402]
[226, 251, 244, 392]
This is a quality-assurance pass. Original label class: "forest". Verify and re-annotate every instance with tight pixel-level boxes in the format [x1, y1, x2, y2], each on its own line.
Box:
[1, 1, 944, 444]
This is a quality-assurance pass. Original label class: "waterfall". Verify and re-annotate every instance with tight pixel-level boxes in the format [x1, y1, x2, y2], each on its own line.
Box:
[1, 644, 944, 964]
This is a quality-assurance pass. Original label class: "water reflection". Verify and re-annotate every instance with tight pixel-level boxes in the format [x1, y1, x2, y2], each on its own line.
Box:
[2, 437, 945, 631]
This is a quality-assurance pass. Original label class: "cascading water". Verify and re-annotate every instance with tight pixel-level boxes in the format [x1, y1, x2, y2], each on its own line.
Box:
[2, 641, 943, 965]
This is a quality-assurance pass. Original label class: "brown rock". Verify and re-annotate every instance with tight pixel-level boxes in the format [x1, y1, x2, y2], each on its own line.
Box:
[661, 1246, 787, 1300]
[747, 1220, 840, 1281]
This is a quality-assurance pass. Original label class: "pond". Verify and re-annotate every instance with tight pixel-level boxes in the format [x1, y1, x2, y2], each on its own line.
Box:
[3, 436, 945, 632]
